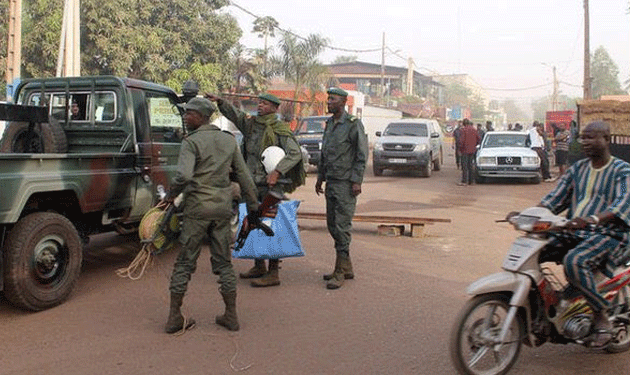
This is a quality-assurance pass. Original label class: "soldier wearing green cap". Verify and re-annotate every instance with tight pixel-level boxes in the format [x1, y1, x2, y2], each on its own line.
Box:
[165, 97, 260, 333]
[205, 92, 305, 287]
[316, 88, 368, 289]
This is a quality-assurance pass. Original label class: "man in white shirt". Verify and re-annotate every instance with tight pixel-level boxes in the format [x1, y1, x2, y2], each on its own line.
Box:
[528, 121, 554, 182]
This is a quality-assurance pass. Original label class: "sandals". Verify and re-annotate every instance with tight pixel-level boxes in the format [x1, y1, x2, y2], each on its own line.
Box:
[589, 328, 614, 348]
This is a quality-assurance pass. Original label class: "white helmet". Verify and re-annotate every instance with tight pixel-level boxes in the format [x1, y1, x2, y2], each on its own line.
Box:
[261, 146, 285, 174]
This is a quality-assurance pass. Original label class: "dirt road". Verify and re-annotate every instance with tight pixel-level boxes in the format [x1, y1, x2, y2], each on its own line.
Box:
[2, 150, 629, 375]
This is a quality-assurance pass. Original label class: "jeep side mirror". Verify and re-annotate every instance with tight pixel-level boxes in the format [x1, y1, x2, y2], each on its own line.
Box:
[431, 132, 440, 138]
[376, 131, 381, 137]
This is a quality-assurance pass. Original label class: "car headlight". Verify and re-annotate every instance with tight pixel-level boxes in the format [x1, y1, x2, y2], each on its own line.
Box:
[414, 144, 428, 152]
[374, 143, 383, 151]
[522, 156, 539, 166]
[477, 156, 496, 165]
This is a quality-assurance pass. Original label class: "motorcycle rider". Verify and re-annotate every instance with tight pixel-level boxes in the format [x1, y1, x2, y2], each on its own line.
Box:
[535, 121, 630, 347]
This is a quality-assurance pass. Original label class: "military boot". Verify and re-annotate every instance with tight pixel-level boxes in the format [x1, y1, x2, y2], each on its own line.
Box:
[326, 255, 350, 290]
[165, 292, 196, 334]
[215, 291, 239, 331]
[239, 259, 266, 279]
[323, 254, 354, 280]
[251, 259, 280, 287]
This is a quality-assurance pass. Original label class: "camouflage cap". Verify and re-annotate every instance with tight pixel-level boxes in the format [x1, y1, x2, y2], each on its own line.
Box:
[180, 97, 215, 117]
[258, 93, 281, 106]
[327, 87, 348, 97]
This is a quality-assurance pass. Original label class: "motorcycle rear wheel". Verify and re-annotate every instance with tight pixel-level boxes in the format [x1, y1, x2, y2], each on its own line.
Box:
[450, 293, 524, 375]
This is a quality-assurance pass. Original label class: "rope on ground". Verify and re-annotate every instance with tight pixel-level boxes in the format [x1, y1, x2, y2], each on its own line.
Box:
[229, 335, 253, 372]
[115, 243, 153, 280]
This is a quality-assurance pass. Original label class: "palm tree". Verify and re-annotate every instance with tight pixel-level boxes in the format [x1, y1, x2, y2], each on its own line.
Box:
[270, 31, 331, 117]
[229, 44, 266, 94]
[252, 16, 279, 73]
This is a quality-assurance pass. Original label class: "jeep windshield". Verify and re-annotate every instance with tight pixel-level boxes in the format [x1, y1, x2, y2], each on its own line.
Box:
[297, 117, 327, 134]
[483, 133, 528, 148]
[384, 123, 427, 137]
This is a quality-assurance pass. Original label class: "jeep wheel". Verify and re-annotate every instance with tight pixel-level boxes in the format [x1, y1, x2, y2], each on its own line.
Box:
[0, 121, 67, 153]
[3, 212, 82, 311]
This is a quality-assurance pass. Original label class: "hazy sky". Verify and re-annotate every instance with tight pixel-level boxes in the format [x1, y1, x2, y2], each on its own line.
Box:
[226, 0, 630, 104]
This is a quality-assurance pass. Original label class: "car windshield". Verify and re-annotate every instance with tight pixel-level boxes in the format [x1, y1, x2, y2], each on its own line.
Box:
[483, 134, 528, 148]
[384, 123, 427, 137]
[297, 118, 326, 134]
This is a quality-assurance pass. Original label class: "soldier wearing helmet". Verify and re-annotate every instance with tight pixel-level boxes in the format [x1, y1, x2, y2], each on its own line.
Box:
[205, 92, 304, 287]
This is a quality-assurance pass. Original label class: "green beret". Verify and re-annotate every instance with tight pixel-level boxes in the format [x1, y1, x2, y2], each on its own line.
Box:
[327, 87, 348, 97]
[258, 93, 281, 106]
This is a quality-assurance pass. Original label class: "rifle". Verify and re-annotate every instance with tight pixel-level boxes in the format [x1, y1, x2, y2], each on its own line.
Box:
[234, 190, 284, 251]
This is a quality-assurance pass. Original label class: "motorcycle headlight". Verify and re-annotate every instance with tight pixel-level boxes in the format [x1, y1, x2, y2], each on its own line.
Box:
[477, 156, 496, 165]
[414, 144, 428, 152]
[374, 143, 383, 151]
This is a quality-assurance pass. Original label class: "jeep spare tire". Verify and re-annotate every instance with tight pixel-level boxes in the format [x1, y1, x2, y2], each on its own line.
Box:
[0, 121, 67, 153]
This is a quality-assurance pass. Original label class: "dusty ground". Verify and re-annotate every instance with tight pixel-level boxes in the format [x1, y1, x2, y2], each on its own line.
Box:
[2, 147, 630, 375]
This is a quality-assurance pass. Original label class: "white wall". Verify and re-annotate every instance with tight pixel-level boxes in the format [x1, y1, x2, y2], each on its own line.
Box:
[361, 106, 403, 146]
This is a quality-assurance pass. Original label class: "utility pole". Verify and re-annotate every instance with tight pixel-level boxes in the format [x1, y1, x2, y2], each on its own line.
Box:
[583, 0, 592, 99]
[6, 0, 22, 96]
[552, 66, 558, 110]
[380, 32, 385, 102]
[56, 0, 81, 77]
[406, 58, 414, 96]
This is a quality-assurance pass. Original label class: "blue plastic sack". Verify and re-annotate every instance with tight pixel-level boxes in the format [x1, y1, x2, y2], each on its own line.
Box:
[232, 200, 304, 259]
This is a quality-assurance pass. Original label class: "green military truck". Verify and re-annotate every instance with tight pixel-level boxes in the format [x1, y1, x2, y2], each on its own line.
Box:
[0, 76, 186, 311]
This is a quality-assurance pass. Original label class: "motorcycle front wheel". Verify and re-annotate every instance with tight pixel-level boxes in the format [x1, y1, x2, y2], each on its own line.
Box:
[450, 293, 524, 375]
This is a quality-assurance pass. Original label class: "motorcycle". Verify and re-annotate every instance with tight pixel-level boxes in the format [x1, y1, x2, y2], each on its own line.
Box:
[450, 206, 630, 375]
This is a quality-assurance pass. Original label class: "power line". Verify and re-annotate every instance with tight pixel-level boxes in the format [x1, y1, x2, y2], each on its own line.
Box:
[481, 83, 552, 92]
[229, 1, 381, 53]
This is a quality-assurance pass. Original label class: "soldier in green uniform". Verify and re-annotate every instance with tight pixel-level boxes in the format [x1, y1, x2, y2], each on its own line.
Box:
[205, 92, 304, 287]
[165, 97, 259, 333]
[315, 87, 368, 290]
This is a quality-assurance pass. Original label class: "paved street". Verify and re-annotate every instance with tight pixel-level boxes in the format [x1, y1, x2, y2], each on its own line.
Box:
[2, 148, 629, 375]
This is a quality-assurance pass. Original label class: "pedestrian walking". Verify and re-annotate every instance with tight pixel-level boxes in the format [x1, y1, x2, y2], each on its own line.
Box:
[165, 97, 260, 333]
[555, 122, 570, 176]
[206, 92, 305, 287]
[315, 87, 368, 290]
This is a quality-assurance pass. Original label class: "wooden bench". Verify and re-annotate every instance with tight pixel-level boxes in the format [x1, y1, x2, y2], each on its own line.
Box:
[297, 212, 451, 237]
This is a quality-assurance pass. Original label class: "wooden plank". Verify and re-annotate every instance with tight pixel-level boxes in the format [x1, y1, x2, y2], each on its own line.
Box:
[297, 211, 451, 224]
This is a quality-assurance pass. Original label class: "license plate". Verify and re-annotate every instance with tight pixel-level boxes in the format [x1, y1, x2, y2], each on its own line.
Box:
[389, 158, 407, 164]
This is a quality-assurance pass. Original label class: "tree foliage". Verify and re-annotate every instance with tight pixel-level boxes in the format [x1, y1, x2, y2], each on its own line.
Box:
[501, 99, 528, 123]
[591, 45, 625, 99]
[3, 0, 242, 93]
[332, 55, 358, 64]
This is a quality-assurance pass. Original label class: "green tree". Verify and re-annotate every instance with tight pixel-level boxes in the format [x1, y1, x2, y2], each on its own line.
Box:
[591, 45, 625, 99]
[10, 0, 241, 93]
[0, 3, 8, 98]
[332, 55, 358, 64]
[501, 99, 528, 123]
[252, 16, 278, 73]
[228, 44, 266, 94]
[270, 31, 330, 117]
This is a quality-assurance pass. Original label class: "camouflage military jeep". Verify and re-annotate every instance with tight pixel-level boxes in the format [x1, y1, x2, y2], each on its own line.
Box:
[0, 76, 186, 311]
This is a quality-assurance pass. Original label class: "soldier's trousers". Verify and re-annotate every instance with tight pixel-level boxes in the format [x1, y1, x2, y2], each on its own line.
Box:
[169, 216, 236, 295]
[325, 180, 357, 257]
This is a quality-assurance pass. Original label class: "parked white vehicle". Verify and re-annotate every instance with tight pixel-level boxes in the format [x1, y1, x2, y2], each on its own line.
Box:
[475, 131, 541, 184]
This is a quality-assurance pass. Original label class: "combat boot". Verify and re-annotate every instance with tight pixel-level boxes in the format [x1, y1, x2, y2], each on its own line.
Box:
[165, 292, 196, 334]
[326, 255, 350, 290]
[251, 259, 280, 287]
[239, 259, 266, 279]
[215, 291, 239, 331]
[323, 254, 354, 280]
